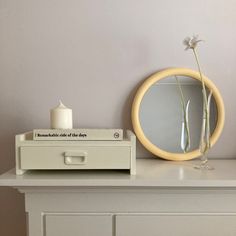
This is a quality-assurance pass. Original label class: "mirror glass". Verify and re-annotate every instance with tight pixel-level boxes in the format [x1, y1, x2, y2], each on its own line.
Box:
[139, 76, 217, 153]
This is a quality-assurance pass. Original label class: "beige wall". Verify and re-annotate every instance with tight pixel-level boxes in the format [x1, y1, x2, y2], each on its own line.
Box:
[1, 0, 236, 235]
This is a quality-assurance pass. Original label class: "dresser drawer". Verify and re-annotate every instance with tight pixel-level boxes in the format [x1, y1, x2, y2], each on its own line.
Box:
[20, 146, 130, 170]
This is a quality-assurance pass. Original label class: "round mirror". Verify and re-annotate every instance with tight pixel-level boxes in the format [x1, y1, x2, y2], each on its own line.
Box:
[132, 68, 225, 161]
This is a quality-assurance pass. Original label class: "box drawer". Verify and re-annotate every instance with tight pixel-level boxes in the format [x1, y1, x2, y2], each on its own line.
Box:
[20, 146, 130, 170]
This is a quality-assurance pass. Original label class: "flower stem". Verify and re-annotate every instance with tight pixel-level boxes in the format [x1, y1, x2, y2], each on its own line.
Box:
[192, 48, 208, 110]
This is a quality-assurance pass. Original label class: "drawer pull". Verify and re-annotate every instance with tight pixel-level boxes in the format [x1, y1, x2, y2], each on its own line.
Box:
[64, 151, 87, 165]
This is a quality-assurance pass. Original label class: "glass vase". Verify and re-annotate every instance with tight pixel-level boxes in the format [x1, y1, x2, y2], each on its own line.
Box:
[194, 90, 214, 170]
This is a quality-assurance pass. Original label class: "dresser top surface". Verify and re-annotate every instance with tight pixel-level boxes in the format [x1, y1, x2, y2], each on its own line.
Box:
[1, 159, 236, 188]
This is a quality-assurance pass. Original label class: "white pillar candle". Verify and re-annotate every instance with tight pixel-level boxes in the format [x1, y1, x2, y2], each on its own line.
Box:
[50, 101, 73, 129]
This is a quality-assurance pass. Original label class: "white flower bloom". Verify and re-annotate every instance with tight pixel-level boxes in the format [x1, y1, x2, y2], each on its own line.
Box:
[183, 35, 203, 50]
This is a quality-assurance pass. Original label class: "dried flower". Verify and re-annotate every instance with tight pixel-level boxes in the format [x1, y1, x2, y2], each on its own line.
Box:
[183, 35, 213, 170]
[183, 35, 203, 50]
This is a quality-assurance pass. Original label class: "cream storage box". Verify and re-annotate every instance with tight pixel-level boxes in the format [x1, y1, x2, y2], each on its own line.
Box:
[15, 130, 136, 175]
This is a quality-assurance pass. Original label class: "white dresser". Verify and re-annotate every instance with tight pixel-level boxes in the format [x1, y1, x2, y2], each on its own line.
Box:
[1, 159, 236, 236]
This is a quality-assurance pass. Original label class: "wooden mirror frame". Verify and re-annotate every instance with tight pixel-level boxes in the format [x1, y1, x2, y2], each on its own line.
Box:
[131, 68, 225, 161]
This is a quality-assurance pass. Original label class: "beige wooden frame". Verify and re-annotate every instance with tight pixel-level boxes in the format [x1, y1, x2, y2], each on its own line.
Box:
[131, 68, 225, 161]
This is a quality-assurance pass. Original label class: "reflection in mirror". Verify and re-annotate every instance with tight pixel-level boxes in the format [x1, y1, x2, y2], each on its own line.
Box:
[139, 76, 217, 153]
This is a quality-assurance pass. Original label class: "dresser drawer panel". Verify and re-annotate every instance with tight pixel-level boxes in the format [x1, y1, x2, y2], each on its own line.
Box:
[45, 214, 112, 236]
[20, 146, 130, 170]
[116, 214, 236, 236]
